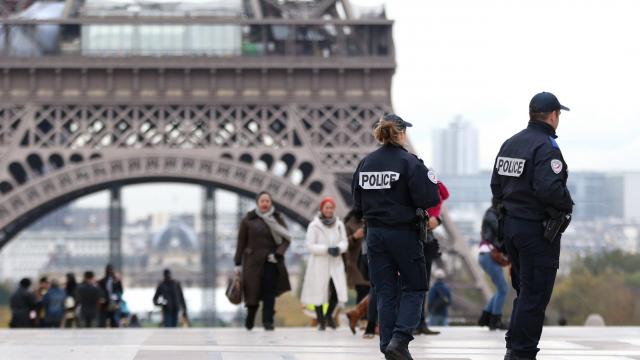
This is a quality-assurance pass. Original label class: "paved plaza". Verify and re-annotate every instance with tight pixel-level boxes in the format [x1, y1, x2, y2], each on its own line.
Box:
[1, 327, 639, 360]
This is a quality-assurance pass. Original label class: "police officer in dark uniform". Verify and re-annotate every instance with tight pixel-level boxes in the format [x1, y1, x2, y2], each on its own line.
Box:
[352, 114, 440, 360]
[491, 92, 574, 360]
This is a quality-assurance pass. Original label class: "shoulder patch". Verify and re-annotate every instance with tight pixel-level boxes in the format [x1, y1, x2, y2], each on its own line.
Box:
[427, 170, 438, 184]
[549, 136, 560, 149]
[550, 159, 563, 174]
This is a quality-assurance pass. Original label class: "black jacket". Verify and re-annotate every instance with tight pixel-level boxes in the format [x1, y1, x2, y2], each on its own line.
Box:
[9, 287, 37, 328]
[481, 206, 501, 248]
[153, 279, 187, 314]
[97, 276, 123, 312]
[75, 282, 102, 317]
[491, 121, 573, 221]
[352, 145, 440, 228]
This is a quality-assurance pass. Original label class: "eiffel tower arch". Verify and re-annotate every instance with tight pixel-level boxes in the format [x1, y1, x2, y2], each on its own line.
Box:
[0, 0, 490, 321]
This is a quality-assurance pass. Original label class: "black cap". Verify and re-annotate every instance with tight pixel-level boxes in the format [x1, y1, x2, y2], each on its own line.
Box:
[529, 92, 570, 113]
[382, 114, 413, 128]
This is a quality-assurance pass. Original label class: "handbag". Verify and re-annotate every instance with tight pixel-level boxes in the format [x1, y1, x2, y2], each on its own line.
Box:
[225, 273, 243, 305]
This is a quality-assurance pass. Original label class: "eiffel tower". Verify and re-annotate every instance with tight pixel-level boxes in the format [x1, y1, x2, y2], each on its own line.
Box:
[0, 0, 490, 323]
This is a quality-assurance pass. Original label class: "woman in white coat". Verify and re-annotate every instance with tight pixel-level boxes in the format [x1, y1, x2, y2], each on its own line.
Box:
[300, 197, 349, 330]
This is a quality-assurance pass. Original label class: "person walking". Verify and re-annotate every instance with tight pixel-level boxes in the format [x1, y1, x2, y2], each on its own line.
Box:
[427, 269, 452, 326]
[234, 191, 292, 331]
[63, 273, 78, 328]
[415, 181, 449, 336]
[9, 278, 37, 328]
[75, 271, 102, 328]
[344, 208, 370, 334]
[153, 269, 188, 328]
[41, 279, 66, 328]
[300, 197, 349, 330]
[352, 114, 440, 359]
[97, 264, 123, 328]
[477, 198, 510, 331]
[491, 92, 573, 360]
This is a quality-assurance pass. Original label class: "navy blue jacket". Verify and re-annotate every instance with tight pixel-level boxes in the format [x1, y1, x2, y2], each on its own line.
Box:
[491, 121, 573, 221]
[352, 145, 440, 228]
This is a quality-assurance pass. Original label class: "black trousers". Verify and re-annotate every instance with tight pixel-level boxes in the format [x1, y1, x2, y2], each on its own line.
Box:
[318, 279, 338, 317]
[98, 311, 118, 328]
[355, 284, 370, 304]
[504, 216, 560, 359]
[247, 262, 278, 327]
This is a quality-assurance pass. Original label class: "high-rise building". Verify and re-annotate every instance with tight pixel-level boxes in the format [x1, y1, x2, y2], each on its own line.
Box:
[433, 117, 480, 175]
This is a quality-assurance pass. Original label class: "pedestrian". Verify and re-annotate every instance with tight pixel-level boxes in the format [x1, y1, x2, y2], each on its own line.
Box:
[63, 273, 78, 328]
[300, 197, 349, 330]
[34, 276, 49, 327]
[153, 269, 188, 328]
[97, 264, 123, 328]
[9, 278, 37, 328]
[491, 92, 573, 360]
[129, 314, 142, 328]
[344, 208, 370, 334]
[352, 114, 440, 359]
[75, 271, 102, 328]
[477, 198, 510, 331]
[42, 279, 66, 328]
[427, 269, 451, 326]
[415, 181, 450, 336]
[234, 191, 292, 331]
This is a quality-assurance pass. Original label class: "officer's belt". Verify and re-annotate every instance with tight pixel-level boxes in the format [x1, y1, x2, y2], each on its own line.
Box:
[366, 219, 415, 231]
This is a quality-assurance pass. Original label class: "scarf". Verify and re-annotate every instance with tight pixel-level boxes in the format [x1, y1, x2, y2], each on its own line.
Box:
[318, 212, 337, 227]
[255, 207, 291, 245]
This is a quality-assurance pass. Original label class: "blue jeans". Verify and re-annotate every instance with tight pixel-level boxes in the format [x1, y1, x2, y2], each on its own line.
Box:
[479, 252, 509, 315]
[428, 314, 448, 326]
[367, 227, 427, 352]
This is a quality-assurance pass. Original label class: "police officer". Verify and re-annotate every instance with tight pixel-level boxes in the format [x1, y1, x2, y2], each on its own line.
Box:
[491, 92, 574, 360]
[352, 114, 440, 360]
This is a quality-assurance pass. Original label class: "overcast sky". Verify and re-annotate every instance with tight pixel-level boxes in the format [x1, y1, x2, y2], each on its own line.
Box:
[381, 0, 640, 171]
[76, 0, 640, 218]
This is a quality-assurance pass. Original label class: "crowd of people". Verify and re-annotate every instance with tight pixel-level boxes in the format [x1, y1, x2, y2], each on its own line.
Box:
[233, 185, 456, 336]
[8, 265, 189, 329]
[8, 265, 137, 328]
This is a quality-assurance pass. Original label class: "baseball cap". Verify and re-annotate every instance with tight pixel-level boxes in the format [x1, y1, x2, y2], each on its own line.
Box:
[529, 92, 570, 113]
[382, 114, 413, 128]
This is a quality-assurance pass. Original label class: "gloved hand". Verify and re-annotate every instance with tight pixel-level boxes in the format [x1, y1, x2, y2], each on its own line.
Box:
[327, 246, 341, 257]
[267, 253, 278, 264]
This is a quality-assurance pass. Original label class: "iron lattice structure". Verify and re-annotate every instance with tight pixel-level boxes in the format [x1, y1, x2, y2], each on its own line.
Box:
[0, 0, 490, 317]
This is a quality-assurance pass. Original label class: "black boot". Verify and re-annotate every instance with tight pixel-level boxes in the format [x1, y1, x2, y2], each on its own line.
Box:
[385, 336, 413, 360]
[245, 306, 258, 331]
[489, 314, 508, 330]
[413, 322, 440, 335]
[326, 314, 337, 330]
[315, 306, 326, 331]
[478, 311, 491, 327]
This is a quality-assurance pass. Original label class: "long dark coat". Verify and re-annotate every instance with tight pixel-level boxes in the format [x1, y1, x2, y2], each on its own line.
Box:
[344, 215, 369, 288]
[234, 210, 291, 306]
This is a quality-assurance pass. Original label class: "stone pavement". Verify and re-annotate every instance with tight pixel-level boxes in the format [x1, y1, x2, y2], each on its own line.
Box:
[0, 327, 639, 360]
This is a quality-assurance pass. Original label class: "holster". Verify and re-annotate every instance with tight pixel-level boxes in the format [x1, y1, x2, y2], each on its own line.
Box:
[543, 207, 572, 243]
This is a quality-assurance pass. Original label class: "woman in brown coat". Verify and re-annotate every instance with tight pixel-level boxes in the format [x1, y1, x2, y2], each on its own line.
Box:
[234, 191, 292, 331]
[344, 209, 369, 301]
